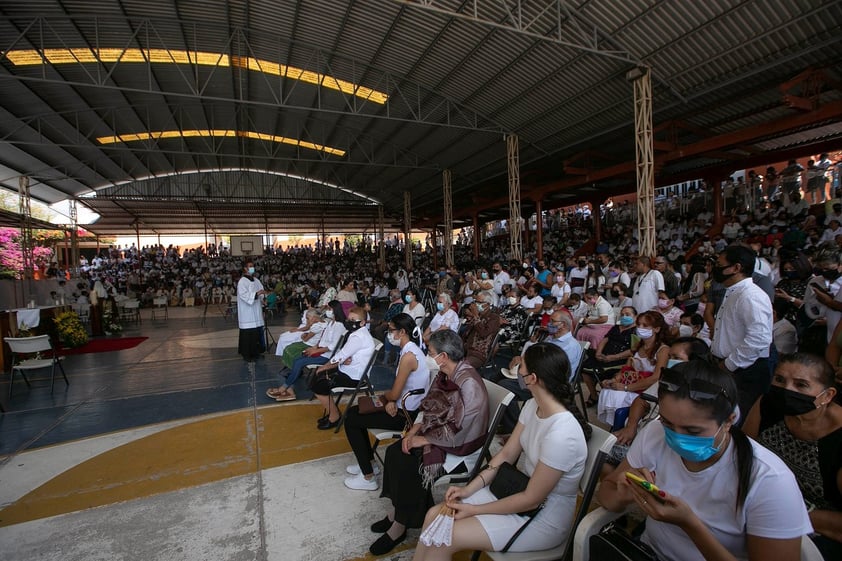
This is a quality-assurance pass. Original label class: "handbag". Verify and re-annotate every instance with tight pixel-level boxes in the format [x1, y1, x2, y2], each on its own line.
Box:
[589, 520, 658, 561]
[488, 461, 544, 552]
[306, 362, 338, 390]
[358, 395, 386, 415]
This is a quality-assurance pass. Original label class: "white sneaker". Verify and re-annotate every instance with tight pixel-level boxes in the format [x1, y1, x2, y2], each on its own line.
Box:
[346, 464, 381, 476]
[344, 472, 379, 491]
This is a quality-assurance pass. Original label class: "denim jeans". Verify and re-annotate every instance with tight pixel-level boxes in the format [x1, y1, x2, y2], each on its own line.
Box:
[284, 355, 329, 388]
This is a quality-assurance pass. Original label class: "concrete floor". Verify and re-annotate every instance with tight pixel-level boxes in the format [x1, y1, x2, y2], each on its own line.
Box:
[0, 306, 425, 561]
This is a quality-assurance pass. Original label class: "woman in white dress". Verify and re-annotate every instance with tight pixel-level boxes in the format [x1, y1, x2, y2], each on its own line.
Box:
[412, 342, 590, 559]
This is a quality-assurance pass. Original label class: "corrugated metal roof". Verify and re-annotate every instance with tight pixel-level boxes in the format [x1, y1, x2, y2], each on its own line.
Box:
[0, 0, 838, 234]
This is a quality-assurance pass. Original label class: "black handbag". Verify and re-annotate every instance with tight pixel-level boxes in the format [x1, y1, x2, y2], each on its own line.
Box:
[488, 461, 545, 552]
[589, 520, 659, 561]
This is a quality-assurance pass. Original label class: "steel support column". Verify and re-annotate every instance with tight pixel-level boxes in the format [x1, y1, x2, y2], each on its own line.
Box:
[69, 199, 79, 278]
[472, 213, 480, 260]
[18, 176, 33, 304]
[431, 228, 438, 270]
[507, 134, 523, 262]
[710, 178, 723, 224]
[404, 191, 413, 271]
[378, 205, 386, 272]
[534, 199, 544, 261]
[591, 201, 603, 245]
[443, 170, 454, 269]
[631, 68, 656, 258]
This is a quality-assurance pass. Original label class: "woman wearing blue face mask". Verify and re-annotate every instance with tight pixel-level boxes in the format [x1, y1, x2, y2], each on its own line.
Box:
[744, 353, 842, 560]
[599, 360, 813, 561]
[422, 292, 460, 347]
[581, 306, 638, 407]
[597, 311, 670, 427]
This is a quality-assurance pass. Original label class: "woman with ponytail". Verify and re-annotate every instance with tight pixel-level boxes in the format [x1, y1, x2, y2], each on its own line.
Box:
[413, 342, 590, 559]
[599, 359, 812, 561]
[342, 313, 430, 491]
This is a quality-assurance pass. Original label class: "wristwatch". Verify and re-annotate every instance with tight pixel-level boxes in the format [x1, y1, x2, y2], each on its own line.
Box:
[789, 296, 795, 303]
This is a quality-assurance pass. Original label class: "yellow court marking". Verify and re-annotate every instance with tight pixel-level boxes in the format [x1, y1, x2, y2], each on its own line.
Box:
[0, 404, 349, 527]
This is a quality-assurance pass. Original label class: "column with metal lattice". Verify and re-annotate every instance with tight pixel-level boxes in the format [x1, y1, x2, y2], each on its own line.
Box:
[442, 170, 454, 269]
[507, 134, 523, 262]
[70, 199, 79, 277]
[18, 177, 34, 302]
[632, 68, 656, 257]
[403, 191, 413, 271]
[378, 205, 386, 271]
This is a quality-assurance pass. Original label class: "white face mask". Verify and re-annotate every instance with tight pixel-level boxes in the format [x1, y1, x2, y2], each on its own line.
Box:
[387, 333, 401, 346]
[324, 309, 334, 320]
[678, 324, 694, 337]
[508, 296, 518, 306]
[636, 327, 654, 339]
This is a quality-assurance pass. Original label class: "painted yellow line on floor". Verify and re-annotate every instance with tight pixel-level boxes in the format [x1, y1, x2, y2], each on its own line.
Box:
[0, 403, 349, 527]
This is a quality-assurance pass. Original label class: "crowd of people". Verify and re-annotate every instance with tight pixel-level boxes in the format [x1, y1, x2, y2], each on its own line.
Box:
[42, 159, 842, 560]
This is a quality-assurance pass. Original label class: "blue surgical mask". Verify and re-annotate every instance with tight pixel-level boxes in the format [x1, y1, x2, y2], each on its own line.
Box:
[481, 272, 489, 280]
[663, 424, 725, 462]
[405, 295, 413, 303]
[666, 358, 684, 369]
[619, 316, 634, 326]
[476, 303, 485, 313]
[436, 302, 445, 311]
[248, 267, 255, 275]
[546, 324, 559, 335]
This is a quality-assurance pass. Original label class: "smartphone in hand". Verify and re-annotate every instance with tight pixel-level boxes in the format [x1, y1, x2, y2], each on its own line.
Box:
[625, 472, 666, 502]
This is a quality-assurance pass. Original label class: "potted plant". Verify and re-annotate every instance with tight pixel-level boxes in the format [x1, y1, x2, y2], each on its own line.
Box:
[54, 310, 89, 348]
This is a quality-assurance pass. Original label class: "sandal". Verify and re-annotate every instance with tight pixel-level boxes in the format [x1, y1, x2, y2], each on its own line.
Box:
[266, 387, 285, 399]
[274, 389, 296, 402]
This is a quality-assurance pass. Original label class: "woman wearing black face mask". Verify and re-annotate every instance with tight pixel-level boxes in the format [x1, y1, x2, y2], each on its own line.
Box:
[744, 353, 842, 560]
[773, 253, 812, 326]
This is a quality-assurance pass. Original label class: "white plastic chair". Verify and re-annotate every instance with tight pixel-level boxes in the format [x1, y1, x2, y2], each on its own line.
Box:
[151, 297, 168, 320]
[470, 424, 617, 561]
[5, 335, 69, 397]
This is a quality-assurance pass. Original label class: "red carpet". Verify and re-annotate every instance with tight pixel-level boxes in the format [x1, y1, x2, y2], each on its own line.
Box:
[59, 336, 148, 355]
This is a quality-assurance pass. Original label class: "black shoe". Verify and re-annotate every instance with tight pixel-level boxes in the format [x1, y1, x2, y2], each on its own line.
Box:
[317, 417, 340, 430]
[369, 531, 406, 556]
[370, 516, 392, 533]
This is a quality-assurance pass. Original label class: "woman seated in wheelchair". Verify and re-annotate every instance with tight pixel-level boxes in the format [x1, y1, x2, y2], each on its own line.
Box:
[413, 343, 591, 560]
[598, 359, 812, 561]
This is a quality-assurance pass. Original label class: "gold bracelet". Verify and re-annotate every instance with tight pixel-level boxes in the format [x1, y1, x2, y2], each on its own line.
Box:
[478, 473, 487, 487]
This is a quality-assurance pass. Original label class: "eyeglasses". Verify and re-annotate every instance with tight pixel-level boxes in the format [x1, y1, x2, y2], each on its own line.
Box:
[659, 367, 729, 402]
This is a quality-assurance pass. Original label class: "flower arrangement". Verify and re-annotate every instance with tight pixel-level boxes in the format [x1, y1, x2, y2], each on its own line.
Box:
[54, 310, 88, 348]
[102, 306, 122, 334]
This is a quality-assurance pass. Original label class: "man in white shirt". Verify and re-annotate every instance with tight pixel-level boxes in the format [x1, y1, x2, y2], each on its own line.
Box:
[491, 261, 510, 306]
[710, 245, 773, 419]
[519, 284, 544, 314]
[631, 256, 664, 315]
[568, 258, 589, 295]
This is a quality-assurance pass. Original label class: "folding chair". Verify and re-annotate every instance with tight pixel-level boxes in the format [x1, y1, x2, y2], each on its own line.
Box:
[368, 367, 437, 465]
[119, 299, 141, 324]
[570, 341, 590, 417]
[330, 340, 384, 433]
[150, 296, 168, 320]
[470, 424, 617, 561]
[5, 335, 69, 397]
[479, 327, 507, 374]
[433, 378, 515, 491]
